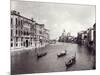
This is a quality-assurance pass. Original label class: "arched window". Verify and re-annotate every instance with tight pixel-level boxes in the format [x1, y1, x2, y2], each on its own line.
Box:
[16, 18, 17, 25]
[18, 20, 20, 26]
[21, 20, 22, 25]
[11, 18, 13, 28]
[16, 37, 18, 42]
[16, 30, 17, 35]
[11, 43, 13, 47]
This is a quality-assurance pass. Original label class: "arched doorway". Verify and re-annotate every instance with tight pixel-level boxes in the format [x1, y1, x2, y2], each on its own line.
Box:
[26, 40, 28, 47]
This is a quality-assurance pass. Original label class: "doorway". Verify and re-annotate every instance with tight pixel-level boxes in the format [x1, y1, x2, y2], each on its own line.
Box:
[26, 40, 28, 47]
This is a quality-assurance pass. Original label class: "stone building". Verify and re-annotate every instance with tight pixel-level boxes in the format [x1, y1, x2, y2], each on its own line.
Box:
[43, 28, 49, 46]
[77, 23, 96, 51]
[34, 23, 49, 48]
[10, 10, 49, 51]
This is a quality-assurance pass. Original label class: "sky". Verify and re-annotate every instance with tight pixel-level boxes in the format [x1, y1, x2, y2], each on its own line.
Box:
[11, 0, 96, 39]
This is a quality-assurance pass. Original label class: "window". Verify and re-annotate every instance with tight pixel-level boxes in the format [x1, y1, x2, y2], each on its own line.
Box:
[11, 30, 13, 37]
[40, 25, 43, 29]
[84, 35, 87, 39]
[18, 20, 20, 26]
[39, 31, 42, 34]
[21, 20, 23, 29]
[24, 31, 26, 35]
[16, 43, 18, 46]
[27, 32, 28, 35]
[21, 20, 23, 25]
[21, 31, 22, 35]
[24, 42, 25, 46]
[31, 38, 32, 41]
[16, 30, 17, 35]
[21, 43, 23, 46]
[11, 43, 13, 47]
[21, 37, 23, 41]
[11, 38, 13, 41]
[16, 37, 18, 42]
[11, 18, 13, 28]
[16, 18, 17, 25]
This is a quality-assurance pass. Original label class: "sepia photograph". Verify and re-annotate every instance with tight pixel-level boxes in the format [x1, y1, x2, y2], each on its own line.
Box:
[11, 0, 96, 74]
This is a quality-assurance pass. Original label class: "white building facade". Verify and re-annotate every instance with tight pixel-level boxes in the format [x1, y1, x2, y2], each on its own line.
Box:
[11, 10, 49, 51]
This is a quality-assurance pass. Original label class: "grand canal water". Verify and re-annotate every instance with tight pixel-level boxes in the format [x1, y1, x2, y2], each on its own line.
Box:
[11, 42, 95, 74]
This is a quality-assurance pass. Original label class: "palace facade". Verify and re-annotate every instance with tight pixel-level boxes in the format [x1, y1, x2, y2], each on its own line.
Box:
[11, 10, 49, 51]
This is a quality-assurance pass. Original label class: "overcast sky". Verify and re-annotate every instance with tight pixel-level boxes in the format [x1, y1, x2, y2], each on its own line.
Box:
[11, 0, 96, 39]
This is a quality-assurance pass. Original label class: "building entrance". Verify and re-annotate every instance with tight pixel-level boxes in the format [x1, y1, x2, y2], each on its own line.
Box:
[26, 40, 28, 47]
